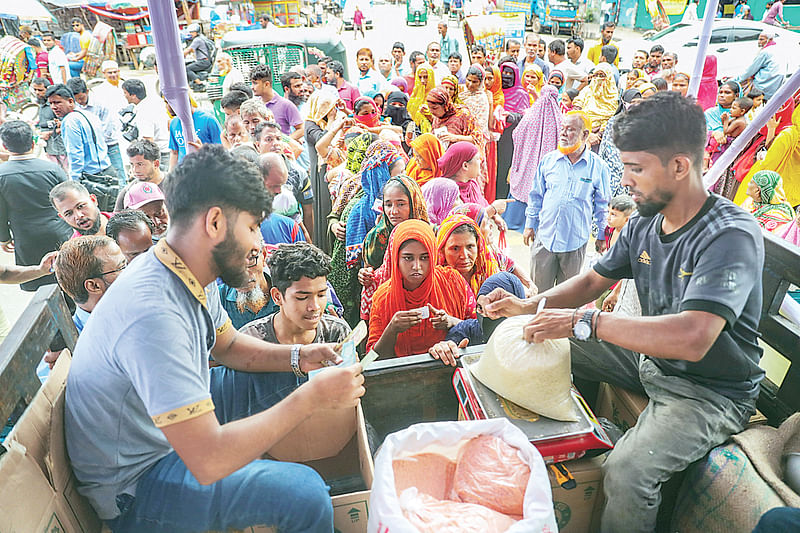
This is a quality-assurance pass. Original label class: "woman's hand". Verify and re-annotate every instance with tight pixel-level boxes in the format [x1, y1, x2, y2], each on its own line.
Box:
[389, 310, 424, 333]
[428, 338, 469, 367]
[358, 266, 374, 286]
[587, 132, 601, 146]
[491, 198, 513, 216]
[428, 304, 459, 330]
[332, 220, 347, 241]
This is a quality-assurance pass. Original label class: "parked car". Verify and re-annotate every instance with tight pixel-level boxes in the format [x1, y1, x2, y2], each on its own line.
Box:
[617, 19, 800, 81]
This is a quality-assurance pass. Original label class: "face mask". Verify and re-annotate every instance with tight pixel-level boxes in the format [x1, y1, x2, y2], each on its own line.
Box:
[354, 111, 380, 128]
[501, 70, 515, 89]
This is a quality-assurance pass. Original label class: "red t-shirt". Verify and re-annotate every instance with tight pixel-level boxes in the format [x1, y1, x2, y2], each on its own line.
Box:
[71, 212, 113, 239]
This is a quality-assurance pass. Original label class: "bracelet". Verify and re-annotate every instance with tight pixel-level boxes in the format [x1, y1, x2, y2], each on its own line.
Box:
[595, 311, 603, 342]
[290, 344, 306, 378]
[591, 310, 601, 340]
[571, 307, 580, 329]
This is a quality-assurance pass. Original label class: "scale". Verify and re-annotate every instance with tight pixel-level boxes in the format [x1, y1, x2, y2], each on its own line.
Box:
[453, 352, 613, 464]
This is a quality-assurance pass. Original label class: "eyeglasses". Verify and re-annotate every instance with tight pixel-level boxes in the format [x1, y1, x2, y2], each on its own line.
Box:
[96, 260, 127, 278]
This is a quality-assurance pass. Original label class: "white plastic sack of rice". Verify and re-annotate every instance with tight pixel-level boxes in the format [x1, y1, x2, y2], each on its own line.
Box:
[472, 315, 578, 422]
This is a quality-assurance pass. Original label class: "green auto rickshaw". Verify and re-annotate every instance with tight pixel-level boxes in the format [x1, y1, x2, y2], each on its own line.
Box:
[208, 28, 349, 123]
[407, 0, 427, 25]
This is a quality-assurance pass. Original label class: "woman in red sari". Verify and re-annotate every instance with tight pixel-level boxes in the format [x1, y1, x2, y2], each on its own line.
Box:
[367, 219, 471, 360]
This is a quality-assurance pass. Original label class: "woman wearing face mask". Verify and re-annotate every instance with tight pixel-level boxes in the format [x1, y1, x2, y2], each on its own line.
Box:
[367, 220, 472, 363]
[548, 71, 565, 94]
[407, 62, 436, 133]
[495, 59, 530, 201]
[383, 90, 417, 153]
[572, 63, 619, 147]
[352, 96, 403, 137]
[359, 175, 430, 320]
[599, 88, 643, 196]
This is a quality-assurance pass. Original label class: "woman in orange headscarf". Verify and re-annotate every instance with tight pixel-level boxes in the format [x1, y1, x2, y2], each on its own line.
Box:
[367, 219, 472, 359]
[405, 133, 443, 185]
[484, 65, 504, 202]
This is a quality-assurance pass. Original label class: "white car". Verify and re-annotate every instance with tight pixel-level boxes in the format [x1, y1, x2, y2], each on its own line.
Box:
[617, 19, 800, 81]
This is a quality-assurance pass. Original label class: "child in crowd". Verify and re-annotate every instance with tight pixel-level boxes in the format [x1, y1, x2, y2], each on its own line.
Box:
[705, 96, 753, 169]
[560, 88, 579, 113]
[600, 195, 638, 313]
[240, 242, 351, 348]
[746, 88, 765, 122]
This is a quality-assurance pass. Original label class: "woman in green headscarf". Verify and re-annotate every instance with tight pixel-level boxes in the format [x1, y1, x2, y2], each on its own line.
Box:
[742, 170, 796, 234]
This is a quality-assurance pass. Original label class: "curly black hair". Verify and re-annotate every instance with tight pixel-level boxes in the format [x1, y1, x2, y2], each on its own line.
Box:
[267, 243, 332, 294]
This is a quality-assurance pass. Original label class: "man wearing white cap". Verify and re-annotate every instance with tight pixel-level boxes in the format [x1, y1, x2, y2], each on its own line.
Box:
[91, 60, 128, 122]
[733, 31, 784, 101]
[123, 181, 170, 240]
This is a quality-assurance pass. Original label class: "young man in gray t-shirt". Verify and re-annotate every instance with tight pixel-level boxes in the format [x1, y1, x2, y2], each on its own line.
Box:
[477, 92, 764, 533]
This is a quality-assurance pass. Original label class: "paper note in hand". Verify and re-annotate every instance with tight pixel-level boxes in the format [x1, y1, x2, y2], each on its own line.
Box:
[340, 320, 368, 348]
[411, 306, 430, 319]
[360, 350, 380, 371]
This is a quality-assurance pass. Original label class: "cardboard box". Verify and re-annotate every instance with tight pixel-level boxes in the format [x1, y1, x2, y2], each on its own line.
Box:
[1, 349, 373, 533]
[0, 350, 102, 533]
[595, 383, 649, 434]
[548, 456, 604, 533]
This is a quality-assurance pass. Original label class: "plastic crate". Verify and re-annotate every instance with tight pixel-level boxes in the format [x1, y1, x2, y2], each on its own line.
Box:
[225, 43, 306, 97]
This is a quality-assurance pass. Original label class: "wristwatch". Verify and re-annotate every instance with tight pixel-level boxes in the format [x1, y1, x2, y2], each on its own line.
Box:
[573, 310, 595, 341]
[290, 344, 306, 378]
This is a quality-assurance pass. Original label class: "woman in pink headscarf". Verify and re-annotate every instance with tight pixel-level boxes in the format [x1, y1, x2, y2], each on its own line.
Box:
[504, 85, 562, 231]
[697, 55, 719, 111]
[422, 177, 462, 225]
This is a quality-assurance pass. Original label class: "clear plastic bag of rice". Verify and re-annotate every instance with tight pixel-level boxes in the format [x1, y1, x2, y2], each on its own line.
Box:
[471, 315, 578, 422]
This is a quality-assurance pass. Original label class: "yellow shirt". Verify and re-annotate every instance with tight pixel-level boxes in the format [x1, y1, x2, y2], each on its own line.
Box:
[587, 42, 620, 66]
[79, 30, 92, 51]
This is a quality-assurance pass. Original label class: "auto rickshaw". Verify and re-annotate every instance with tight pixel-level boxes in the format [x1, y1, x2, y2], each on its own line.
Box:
[208, 28, 349, 122]
[407, 0, 427, 26]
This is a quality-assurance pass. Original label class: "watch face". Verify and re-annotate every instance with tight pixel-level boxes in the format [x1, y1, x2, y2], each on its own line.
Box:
[574, 322, 591, 340]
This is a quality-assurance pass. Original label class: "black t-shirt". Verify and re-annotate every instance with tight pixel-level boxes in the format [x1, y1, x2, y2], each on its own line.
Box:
[594, 194, 765, 400]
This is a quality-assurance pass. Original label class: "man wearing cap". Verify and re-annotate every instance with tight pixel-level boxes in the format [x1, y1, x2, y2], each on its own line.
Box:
[183, 23, 213, 91]
[123, 181, 169, 240]
[92, 61, 128, 124]
[733, 31, 784, 101]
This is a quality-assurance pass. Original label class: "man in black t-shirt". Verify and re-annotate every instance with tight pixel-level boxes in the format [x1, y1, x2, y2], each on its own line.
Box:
[478, 92, 764, 533]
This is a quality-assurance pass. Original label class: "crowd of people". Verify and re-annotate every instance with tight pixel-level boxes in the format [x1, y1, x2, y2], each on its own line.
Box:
[1, 13, 800, 533]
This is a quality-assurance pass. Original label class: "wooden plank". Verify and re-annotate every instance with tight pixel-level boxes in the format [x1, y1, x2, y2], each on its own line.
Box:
[0, 286, 77, 425]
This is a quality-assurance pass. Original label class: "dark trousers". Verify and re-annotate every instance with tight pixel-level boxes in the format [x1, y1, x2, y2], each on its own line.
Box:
[186, 59, 211, 83]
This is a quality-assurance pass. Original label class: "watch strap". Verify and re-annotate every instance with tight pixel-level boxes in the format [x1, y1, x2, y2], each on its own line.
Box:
[290, 344, 306, 378]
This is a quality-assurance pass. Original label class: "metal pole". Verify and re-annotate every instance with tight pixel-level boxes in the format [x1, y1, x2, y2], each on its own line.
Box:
[703, 68, 800, 190]
[146, 0, 198, 154]
[687, 0, 720, 99]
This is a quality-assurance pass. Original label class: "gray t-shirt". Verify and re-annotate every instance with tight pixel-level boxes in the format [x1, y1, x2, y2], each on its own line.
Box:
[594, 195, 765, 400]
[240, 312, 350, 345]
[65, 241, 231, 520]
[189, 36, 211, 62]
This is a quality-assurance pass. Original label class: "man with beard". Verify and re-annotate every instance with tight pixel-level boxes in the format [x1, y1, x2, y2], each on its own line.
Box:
[355, 48, 387, 95]
[324, 60, 360, 113]
[54, 235, 126, 333]
[64, 144, 363, 532]
[31, 78, 68, 170]
[522, 111, 610, 292]
[241, 243, 349, 352]
[587, 21, 619, 66]
[123, 181, 170, 240]
[250, 64, 304, 141]
[644, 45, 664, 78]
[733, 31, 783, 100]
[479, 91, 764, 533]
[0, 120, 72, 291]
[106, 209, 156, 261]
[280, 71, 308, 114]
[518, 34, 550, 80]
[50, 181, 112, 238]
[218, 241, 278, 329]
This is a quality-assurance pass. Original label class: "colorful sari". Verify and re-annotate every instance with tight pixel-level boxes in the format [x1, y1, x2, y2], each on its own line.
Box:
[500, 61, 530, 114]
[742, 171, 796, 233]
[441, 74, 463, 105]
[367, 220, 472, 357]
[408, 62, 436, 133]
[487, 65, 505, 110]
[345, 141, 402, 268]
[427, 87, 482, 148]
[437, 141, 487, 206]
[436, 214, 501, 297]
[405, 133, 443, 185]
[360, 176, 430, 319]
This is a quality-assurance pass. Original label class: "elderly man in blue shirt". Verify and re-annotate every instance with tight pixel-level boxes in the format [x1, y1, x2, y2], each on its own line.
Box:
[734, 31, 784, 101]
[524, 111, 610, 292]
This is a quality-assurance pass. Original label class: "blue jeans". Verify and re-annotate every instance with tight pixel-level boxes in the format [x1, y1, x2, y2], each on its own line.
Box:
[106, 143, 127, 186]
[107, 368, 333, 533]
[68, 60, 84, 77]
